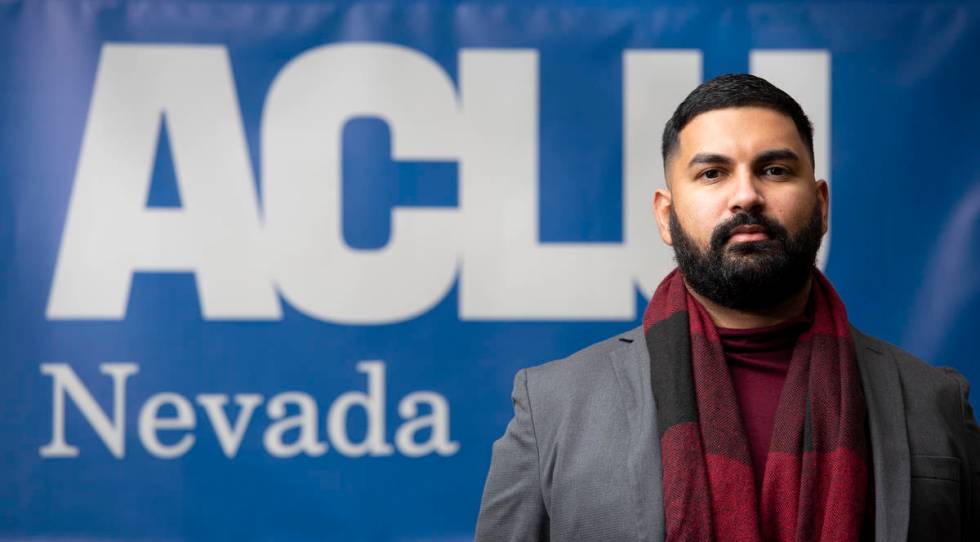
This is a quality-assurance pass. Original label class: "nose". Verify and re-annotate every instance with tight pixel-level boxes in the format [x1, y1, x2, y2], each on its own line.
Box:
[728, 168, 765, 213]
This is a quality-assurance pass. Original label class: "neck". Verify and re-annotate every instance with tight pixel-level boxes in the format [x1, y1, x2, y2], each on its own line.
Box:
[684, 276, 813, 329]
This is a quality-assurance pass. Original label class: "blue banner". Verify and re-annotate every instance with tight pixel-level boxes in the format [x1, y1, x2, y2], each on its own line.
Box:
[2, 0, 979, 539]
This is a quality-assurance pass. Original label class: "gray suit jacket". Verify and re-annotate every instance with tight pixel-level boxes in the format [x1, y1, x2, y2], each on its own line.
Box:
[475, 326, 980, 541]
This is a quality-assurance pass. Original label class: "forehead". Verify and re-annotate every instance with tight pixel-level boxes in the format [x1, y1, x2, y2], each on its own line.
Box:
[676, 106, 808, 166]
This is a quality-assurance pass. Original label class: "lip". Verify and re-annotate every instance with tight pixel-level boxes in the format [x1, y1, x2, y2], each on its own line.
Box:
[727, 225, 768, 243]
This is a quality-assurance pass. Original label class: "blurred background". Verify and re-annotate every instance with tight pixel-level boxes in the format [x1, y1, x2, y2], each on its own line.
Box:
[2, 0, 979, 539]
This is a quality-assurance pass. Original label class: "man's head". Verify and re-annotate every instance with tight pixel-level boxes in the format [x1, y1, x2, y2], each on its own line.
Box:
[661, 74, 815, 170]
[653, 74, 828, 311]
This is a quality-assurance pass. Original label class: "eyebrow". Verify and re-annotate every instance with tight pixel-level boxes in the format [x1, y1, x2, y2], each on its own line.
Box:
[687, 153, 732, 169]
[752, 148, 801, 166]
[686, 148, 802, 170]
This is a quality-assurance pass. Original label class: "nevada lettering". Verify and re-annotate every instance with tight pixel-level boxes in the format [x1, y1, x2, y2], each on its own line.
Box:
[39, 361, 459, 459]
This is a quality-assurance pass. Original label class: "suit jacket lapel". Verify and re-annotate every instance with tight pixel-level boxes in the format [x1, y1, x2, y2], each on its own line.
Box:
[610, 327, 666, 542]
[852, 327, 911, 542]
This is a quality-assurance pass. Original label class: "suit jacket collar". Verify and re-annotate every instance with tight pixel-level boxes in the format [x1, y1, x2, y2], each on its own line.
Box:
[852, 326, 912, 542]
[610, 326, 665, 542]
[609, 325, 911, 542]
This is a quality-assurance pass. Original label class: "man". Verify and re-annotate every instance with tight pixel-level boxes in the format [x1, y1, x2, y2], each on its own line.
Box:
[475, 74, 980, 541]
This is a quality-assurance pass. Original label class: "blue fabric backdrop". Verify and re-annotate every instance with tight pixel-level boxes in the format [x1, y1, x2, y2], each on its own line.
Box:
[2, 0, 979, 539]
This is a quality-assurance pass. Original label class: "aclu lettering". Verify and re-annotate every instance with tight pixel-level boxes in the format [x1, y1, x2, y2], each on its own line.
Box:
[40, 361, 458, 459]
[48, 44, 830, 324]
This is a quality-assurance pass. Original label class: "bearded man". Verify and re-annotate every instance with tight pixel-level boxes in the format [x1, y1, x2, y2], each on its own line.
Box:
[474, 74, 979, 541]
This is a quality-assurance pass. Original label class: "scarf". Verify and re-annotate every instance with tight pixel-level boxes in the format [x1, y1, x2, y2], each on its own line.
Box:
[642, 267, 869, 541]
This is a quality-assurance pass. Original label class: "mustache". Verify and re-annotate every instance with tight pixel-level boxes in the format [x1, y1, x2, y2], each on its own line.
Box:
[709, 212, 789, 251]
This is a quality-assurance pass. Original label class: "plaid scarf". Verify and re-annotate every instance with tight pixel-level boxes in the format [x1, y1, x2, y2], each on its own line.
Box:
[642, 268, 869, 541]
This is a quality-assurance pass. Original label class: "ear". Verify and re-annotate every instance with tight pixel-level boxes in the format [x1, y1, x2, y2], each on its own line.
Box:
[815, 179, 829, 235]
[653, 187, 673, 245]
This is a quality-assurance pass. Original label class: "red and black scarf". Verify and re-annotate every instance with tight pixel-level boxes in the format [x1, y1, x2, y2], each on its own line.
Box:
[642, 268, 869, 541]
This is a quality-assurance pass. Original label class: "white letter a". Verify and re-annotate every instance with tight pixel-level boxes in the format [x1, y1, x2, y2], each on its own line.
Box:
[47, 44, 279, 320]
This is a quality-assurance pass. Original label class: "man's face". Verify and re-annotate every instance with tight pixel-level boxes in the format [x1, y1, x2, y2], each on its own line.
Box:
[654, 106, 829, 310]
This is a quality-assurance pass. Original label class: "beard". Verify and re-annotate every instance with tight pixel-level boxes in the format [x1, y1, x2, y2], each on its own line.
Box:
[668, 201, 824, 311]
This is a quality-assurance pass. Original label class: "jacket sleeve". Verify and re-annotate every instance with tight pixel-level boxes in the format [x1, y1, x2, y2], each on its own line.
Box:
[475, 368, 549, 541]
[945, 369, 980, 541]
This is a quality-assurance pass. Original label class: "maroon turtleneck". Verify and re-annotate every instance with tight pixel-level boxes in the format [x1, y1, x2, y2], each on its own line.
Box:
[716, 315, 811, 487]
[716, 308, 875, 539]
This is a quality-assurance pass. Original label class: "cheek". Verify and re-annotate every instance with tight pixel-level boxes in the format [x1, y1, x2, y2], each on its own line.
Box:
[769, 191, 818, 232]
[674, 201, 720, 246]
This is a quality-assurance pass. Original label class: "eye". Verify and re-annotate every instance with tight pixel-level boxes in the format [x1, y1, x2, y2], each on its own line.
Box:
[700, 168, 724, 181]
[764, 165, 790, 177]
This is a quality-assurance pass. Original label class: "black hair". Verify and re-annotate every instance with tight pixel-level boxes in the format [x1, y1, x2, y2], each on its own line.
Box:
[661, 73, 814, 170]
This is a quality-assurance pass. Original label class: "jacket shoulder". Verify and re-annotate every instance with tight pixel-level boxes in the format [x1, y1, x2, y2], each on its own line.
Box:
[518, 327, 642, 425]
[852, 326, 968, 450]
[524, 326, 642, 387]
[852, 325, 961, 386]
